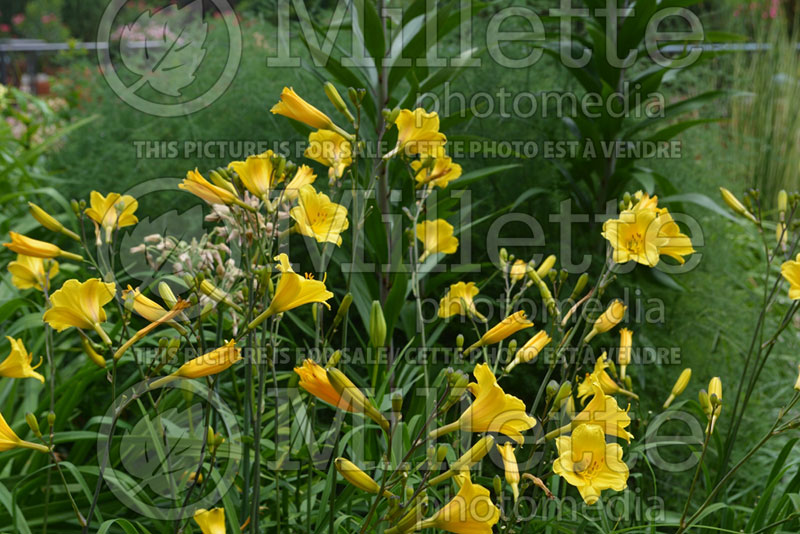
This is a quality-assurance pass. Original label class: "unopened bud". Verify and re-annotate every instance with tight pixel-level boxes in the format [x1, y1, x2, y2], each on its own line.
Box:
[720, 187, 757, 223]
[570, 273, 589, 301]
[493, 475, 502, 496]
[81, 336, 106, 368]
[392, 392, 403, 413]
[369, 300, 387, 348]
[545, 380, 559, 402]
[325, 350, 342, 369]
[158, 282, 178, 309]
[26, 413, 42, 438]
[535, 255, 556, 279]
[331, 293, 353, 332]
[456, 334, 464, 350]
[335, 458, 393, 497]
[47, 411, 56, 428]
[325, 82, 354, 122]
[779, 189, 788, 213]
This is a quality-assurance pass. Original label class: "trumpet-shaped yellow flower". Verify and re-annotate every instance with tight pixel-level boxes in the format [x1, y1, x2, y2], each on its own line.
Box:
[430, 363, 536, 444]
[84, 191, 138, 242]
[43, 279, 116, 344]
[180, 169, 244, 207]
[8, 254, 58, 292]
[248, 254, 334, 329]
[304, 130, 353, 180]
[0, 411, 49, 453]
[294, 358, 354, 410]
[413, 470, 500, 534]
[193, 507, 226, 534]
[150, 340, 241, 389]
[584, 300, 626, 342]
[505, 330, 552, 373]
[781, 254, 800, 300]
[553, 423, 629, 505]
[283, 165, 317, 202]
[577, 353, 637, 402]
[602, 193, 694, 267]
[416, 219, 459, 263]
[228, 150, 284, 200]
[290, 185, 349, 246]
[411, 149, 462, 189]
[0, 337, 44, 383]
[438, 282, 486, 322]
[334, 457, 394, 497]
[386, 108, 446, 158]
[509, 259, 528, 283]
[663, 368, 691, 408]
[271, 86, 335, 130]
[497, 442, 520, 502]
[4, 232, 82, 262]
[568, 380, 633, 442]
[464, 310, 534, 355]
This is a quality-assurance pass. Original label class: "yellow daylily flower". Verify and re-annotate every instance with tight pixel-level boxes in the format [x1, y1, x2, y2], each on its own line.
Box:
[505, 330, 552, 373]
[602, 193, 694, 267]
[781, 253, 800, 300]
[248, 254, 334, 329]
[618, 328, 633, 380]
[385, 108, 446, 159]
[549, 380, 633, 442]
[283, 164, 317, 202]
[429, 363, 536, 444]
[228, 150, 284, 200]
[0, 411, 49, 454]
[42, 278, 116, 344]
[577, 353, 637, 402]
[8, 254, 58, 292]
[416, 219, 458, 263]
[150, 340, 241, 389]
[663, 368, 691, 408]
[4, 232, 82, 262]
[271, 86, 336, 131]
[411, 148, 462, 189]
[193, 507, 226, 534]
[584, 300, 627, 342]
[509, 259, 528, 283]
[497, 442, 520, 502]
[438, 281, 486, 322]
[290, 185, 350, 246]
[412, 470, 500, 534]
[294, 358, 354, 410]
[180, 169, 249, 209]
[334, 458, 394, 498]
[464, 310, 534, 355]
[304, 130, 353, 180]
[0, 337, 44, 383]
[553, 423, 629, 505]
[84, 191, 138, 242]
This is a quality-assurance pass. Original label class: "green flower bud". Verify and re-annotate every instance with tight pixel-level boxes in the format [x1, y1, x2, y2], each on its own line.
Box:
[370, 300, 387, 349]
[392, 392, 403, 413]
[570, 273, 589, 301]
[324, 82, 354, 122]
[158, 282, 178, 309]
[26, 413, 42, 438]
[493, 475, 503, 496]
[331, 293, 353, 332]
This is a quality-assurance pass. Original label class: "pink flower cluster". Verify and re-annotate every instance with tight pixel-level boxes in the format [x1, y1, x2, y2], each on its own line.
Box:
[733, 0, 781, 19]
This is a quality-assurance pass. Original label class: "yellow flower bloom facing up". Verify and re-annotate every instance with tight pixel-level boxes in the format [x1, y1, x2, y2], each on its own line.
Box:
[663, 368, 692, 409]
[228, 150, 284, 200]
[84, 191, 138, 242]
[430, 363, 536, 444]
[385, 108, 446, 159]
[180, 169, 249, 209]
[0, 337, 44, 383]
[4, 232, 82, 262]
[414, 470, 500, 534]
[0, 411, 49, 453]
[438, 281, 486, 322]
[781, 253, 800, 300]
[294, 358, 354, 410]
[283, 164, 317, 202]
[411, 148, 462, 189]
[248, 254, 334, 329]
[553, 423, 629, 506]
[509, 259, 528, 283]
[304, 130, 353, 180]
[505, 330, 552, 373]
[584, 300, 627, 343]
[497, 442, 520, 502]
[602, 193, 694, 267]
[290, 185, 350, 246]
[464, 310, 534, 355]
[416, 219, 459, 263]
[193, 507, 226, 534]
[42, 278, 116, 344]
[271, 86, 336, 131]
[8, 254, 58, 292]
[577, 353, 637, 402]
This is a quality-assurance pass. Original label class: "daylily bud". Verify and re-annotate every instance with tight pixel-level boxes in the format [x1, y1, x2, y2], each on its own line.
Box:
[794, 365, 800, 391]
[535, 255, 556, 279]
[158, 282, 178, 309]
[25, 413, 42, 438]
[29, 202, 79, 241]
[81, 336, 106, 368]
[622, 192, 632, 207]
[370, 300, 387, 349]
[720, 187, 757, 223]
[47, 411, 56, 428]
[569, 273, 589, 301]
[549, 381, 572, 414]
[429, 436, 494, 486]
[436, 444, 448, 464]
[327, 368, 390, 432]
[698, 389, 711, 418]
[208, 169, 238, 196]
[456, 334, 464, 350]
[392, 392, 403, 413]
[387, 107, 400, 125]
[325, 350, 342, 369]
[545, 380, 559, 402]
[499, 247, 508, 267]
[331, 293, 353, 332]
[663, 368, 691, 408]
[623, 375, 633, 390]
[584, 300, 626, 343]
[199, 279, 242, 312]
[493, 475, 502, 496]
[443, 370, 469, 411]
[70, 199, 80, 216]
[324, 82, 355, 122]
[779, 190, 788, 213]
[334, 458, 394, 498]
